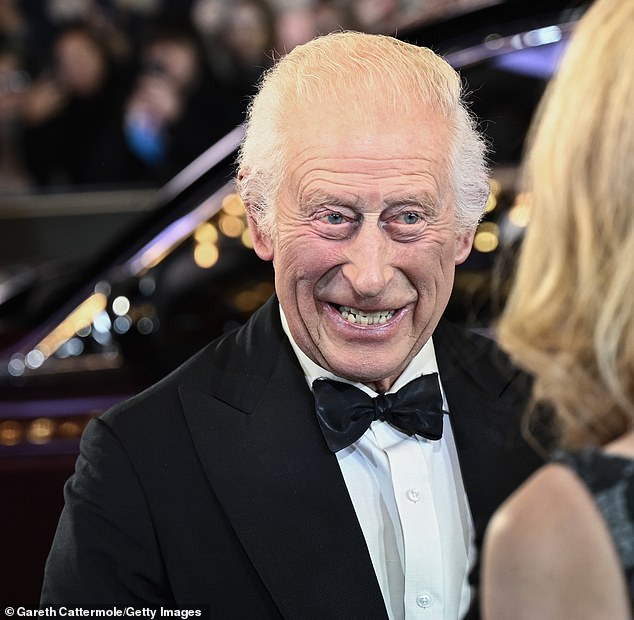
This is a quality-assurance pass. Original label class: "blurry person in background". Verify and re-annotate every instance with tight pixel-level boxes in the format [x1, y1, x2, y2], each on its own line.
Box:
[311, 0, 358, 36]
[192, 0, 276, 107]
[482, 0, 634, 618]
[351, 0, 401, 34]
[21, 21, 131, 187]
[219, 0, 276, 83]
[122, 15, 207, 175]
[42, 31, 541, 618]
[0, 0, 28, 48]
[275, 0, 358, 53]
[275, 3, 322, 52]
[0, 39, 32, 192]
[119, 12, 242, 184]
[189, 0, 226, 43]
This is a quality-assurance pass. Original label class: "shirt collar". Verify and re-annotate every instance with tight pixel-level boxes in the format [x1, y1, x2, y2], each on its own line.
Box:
[279, 304, 439, 397]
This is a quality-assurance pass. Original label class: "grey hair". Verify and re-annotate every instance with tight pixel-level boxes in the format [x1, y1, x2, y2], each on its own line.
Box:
[237, 31, 489, 237]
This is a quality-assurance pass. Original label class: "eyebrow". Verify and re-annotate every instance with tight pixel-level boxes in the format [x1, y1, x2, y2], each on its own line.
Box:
[300, 190, 361, 211]
[300, 189, 442, 217]
[384, 193, 441, 217]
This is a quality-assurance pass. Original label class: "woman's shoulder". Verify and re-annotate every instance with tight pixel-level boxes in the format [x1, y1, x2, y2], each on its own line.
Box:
[482, 461, 630, 619]
[486, 462, 600, 562]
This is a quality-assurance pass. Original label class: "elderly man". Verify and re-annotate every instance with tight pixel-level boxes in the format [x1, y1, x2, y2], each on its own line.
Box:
[41, 32, 541, 619]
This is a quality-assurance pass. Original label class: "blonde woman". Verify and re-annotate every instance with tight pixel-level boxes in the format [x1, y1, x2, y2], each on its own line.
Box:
[482, 0, 634, 618]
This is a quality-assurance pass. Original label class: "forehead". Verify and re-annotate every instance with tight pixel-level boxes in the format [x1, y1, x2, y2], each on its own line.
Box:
[283, 103, 453, 204]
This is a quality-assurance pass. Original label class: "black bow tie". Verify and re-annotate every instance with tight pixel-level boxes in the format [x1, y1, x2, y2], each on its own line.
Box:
[312, 373, 445, 453]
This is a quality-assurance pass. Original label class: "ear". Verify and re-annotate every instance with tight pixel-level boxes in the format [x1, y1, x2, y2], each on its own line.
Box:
[454, 228, 476, 265]
[245, 205, 274, 261]
[238, 168, 274, 261]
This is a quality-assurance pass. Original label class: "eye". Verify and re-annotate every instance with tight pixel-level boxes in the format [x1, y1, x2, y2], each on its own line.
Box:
[325, 212, 345, 225]
[312, 207, 357, 239]
[382, 207, 430, 242]
[401, 212, 421, 225]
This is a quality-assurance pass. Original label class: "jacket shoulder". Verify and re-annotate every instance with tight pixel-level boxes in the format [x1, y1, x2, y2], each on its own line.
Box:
[100, 296, 284, 435]
[434, 318, 529, 398]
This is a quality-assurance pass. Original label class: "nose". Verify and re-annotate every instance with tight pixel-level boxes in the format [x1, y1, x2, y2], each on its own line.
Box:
[341, 222, 394, 298]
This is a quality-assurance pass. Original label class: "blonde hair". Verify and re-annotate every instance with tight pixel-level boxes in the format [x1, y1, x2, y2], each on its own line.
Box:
[498, 0, 634, 450]
[237, 30, 489, 237]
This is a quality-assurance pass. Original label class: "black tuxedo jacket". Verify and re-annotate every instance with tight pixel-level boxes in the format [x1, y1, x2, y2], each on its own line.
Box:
[41, 296, 542, 618]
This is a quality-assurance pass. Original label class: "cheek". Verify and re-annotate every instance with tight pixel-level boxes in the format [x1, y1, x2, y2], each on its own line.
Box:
[404, 232, 447, 269]
[406, 237, 457, 294]
[276, 233, 342, 278]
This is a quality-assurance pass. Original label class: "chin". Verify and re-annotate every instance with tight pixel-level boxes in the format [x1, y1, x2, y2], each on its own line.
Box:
[327, 357, 404, 387]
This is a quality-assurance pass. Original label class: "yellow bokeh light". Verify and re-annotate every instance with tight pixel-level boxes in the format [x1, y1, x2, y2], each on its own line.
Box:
[484, 178, 502, 213]
[219, 214, 245, 238]
[221, 192, 245, 216]
[508, 193, 532, 228]
[194, 242, 219, 268]
[241, 227, 253, 249]
[0, 420, 23, 446]
[233, 282, 275, 312]
[194, 222, 219, 243]
[58, 420, 84, 439]
[474, 222, 500, 253]
[234, 290, 261, 312]
[484, 193, 497, 213]
[27, 418, 55, 445]
[36, 293, 107, 359]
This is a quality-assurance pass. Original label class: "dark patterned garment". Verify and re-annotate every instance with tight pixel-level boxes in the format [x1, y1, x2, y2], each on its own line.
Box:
[553, 448, 634, 605]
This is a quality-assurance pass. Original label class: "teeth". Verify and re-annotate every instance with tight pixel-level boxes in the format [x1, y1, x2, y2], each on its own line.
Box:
[338, 305, 396, 325]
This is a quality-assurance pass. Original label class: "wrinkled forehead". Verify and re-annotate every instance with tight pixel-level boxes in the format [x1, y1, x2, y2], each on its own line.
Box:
[279, 100, 455, 212]
[278, 53, 458, 154]
[284, 93, 454, 168]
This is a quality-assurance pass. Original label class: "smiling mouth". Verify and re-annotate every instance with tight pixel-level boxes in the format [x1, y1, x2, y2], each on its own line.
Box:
[336, 305, 396, 325]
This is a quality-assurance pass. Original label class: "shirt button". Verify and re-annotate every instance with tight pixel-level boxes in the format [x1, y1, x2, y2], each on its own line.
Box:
[406, 488, 422, 503]
[416, 592, 433, 609]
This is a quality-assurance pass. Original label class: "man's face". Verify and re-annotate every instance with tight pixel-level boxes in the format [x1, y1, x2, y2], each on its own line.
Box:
[247, 105, 475, 392]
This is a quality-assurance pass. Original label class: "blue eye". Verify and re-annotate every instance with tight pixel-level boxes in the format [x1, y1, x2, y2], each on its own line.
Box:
[402, 212, 421, 224]
[326, 212, 345, 225]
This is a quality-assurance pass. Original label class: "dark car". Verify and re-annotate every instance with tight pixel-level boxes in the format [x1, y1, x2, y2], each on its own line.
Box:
[0, 0, 589, 603]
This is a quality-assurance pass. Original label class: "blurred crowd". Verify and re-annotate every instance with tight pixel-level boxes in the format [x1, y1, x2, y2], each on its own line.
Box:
[0, 0, 458, 194]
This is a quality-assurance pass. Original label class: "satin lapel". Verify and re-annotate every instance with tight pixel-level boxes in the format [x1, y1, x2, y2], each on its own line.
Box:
[179, 299, 388, 620]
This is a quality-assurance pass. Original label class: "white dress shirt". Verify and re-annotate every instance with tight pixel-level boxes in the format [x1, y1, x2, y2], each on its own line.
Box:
[280, 307, 476, 620]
